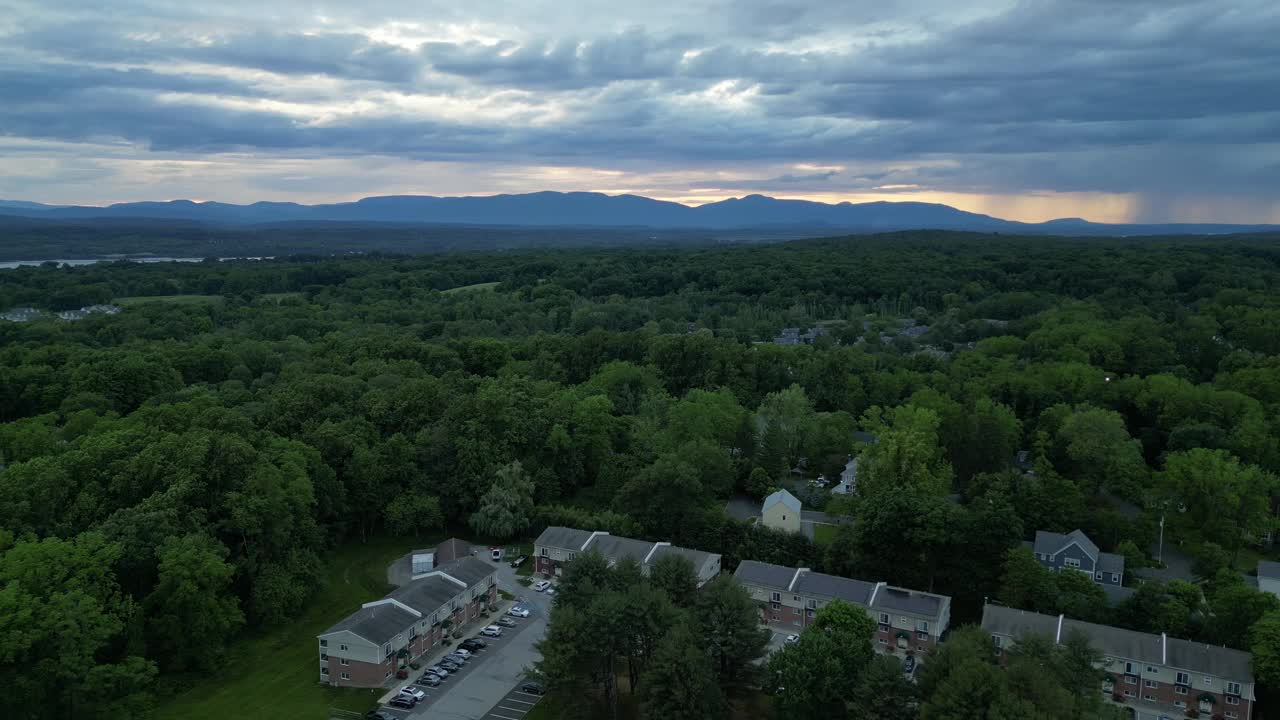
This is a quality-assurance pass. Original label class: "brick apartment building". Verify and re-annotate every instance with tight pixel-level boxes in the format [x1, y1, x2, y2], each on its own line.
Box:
[732, 560, 952, 658]
[533, 526, 722, 586]
[316, 555, 497, 687]
[982, 604, 1255, 720]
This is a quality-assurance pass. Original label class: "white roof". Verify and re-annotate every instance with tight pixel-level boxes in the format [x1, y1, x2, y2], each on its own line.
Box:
[763, 489, 801, 514]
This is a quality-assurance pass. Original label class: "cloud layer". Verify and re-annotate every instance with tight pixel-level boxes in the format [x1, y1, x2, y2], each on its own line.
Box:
[2, 0, 1279, 222]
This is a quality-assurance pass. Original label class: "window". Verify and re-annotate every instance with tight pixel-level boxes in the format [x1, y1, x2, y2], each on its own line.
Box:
[793, 595, 801, 602]
[339, 643, 348, 651]
[341, 672, 350, 680]
[917, 620, 930, 633]
[1125, 662, 1137, 674]
[806, 599, 817, 609]
[879, 612, 890, 624]
[1175, 701, 1186, 709]
[1124, 690, 1135, 698]
[1226, 695, 1240, 705]
[568, 552, 576, 561]
[409, 626, 417, 639]
[1176, 672, 1189, 685]
[771, 592, 781, 602]
[540, 548, 548, 557]
[1112, 573, 1120, 583]
[321, 653, 328, 661]
[1095, 572, 1103, 580]
[793, 607, 801, 616]
[383, 643, 392, 658]
[320, 639, 328, 647]
[1144, 695, 1155, 702]
[1064, 557, 1081, 568]
[1226, 682, 1242, 696]
[321, 667, 329, 675]
[1204, 677, 1212, 686]
[878, 638, 887, 645]
[1146, 666, 1158, 674]
[1226, 712, 1238, 719]
[1145, 679, 1158, 688]
[384, 670, 391, 678]
[771, 602, 781, 611]
[1125, 676, 1137, 685]
[340, 658, 350, 666]
[806, 609, 815, 618]
[917, 631, 929, 641]
[1175, 686, 1188, 695]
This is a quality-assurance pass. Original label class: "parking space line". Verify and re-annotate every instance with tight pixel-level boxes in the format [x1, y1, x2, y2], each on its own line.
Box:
[514, 691, 541, 698]
[504, 698, 536, 705]
[498, 705, 527, 712]
[489, 713, 523, 720]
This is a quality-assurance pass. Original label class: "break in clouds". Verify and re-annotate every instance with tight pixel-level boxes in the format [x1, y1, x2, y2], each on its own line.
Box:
[2, 0, 1279, 222]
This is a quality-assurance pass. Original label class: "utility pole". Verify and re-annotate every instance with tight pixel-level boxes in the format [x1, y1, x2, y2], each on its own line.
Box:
[1157, 514, 1165, 565]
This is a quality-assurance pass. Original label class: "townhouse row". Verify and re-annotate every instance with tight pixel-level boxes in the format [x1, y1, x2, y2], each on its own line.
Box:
[983, 604, 1255, 720]
[317, 552, 497, 687]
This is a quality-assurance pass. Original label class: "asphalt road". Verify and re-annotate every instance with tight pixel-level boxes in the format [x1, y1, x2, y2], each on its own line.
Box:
[380, 562, 554, 720]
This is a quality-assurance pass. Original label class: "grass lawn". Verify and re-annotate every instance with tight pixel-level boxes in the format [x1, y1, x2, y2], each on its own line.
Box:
[442, 281, 500, 294]
[812, 523, 838, 546]
[155, 536, 433, 720]
[114, 294, 225, 306]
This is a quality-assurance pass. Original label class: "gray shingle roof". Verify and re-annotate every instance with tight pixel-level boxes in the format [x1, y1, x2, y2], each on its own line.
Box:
[982, 605, 1254, 683]
[1259, 561, 1280, 580]
[793, 572, 876, 604]
[733, 560, 801, 591]
[1033, 529, 1100, 561]
[1097, 551, 1126, 576]
[434, 538, 472, 565]
[872, 585, 947, 619]
[320, 603, 418, 643]
[534, 526, 597, 552]
[389, 575, 466, 616]
[588, 535, 655, 564]
[763, 489, 801, 514]
[650, 544, 717, 575]
[436, 556, 496, 587]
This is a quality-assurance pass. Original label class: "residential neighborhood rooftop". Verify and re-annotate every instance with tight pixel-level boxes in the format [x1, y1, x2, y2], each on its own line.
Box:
[534, 526, 597, 552]
[762, 489, 801, 514]
[321, 601, 419, 644]
[1258, 560, 1280, 580]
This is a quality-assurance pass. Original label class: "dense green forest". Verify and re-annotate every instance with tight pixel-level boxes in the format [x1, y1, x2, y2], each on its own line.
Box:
[5, 231, 1280, 718]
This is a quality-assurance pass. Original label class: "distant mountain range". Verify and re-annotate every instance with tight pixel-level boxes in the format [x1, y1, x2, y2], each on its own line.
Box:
[1, 192, 1277, 236]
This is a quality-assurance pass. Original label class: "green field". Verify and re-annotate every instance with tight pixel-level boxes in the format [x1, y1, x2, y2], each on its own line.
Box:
[812, 523, 838, 546]
[442, 281, 500, 294]
[114, 294, 225, 306]
[155, 536, 429, 720]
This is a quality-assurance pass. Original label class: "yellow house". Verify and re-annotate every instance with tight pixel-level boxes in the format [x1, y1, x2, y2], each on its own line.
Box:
[761, 489, 802, 534]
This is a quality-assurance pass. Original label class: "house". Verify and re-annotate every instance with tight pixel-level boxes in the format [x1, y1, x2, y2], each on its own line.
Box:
[832, 456, 858, 495]
[982, 604, 1255, 720]
[1032, 529, 1125, 587]
[761, 489, 802, 533]
[1013, 450, 1035, 474]
[317, 556, 497, 687]
[1257, 561, 1280, 599]
[733, 560, 951, 658]
[532, 526, 721, 587]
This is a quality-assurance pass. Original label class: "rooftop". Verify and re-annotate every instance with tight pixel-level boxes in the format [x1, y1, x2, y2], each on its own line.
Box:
[534, 526, 598, 552]
[1258, 561, 1280, 580]
[763, 489, 801, 514]
[320, 602, 419, 643]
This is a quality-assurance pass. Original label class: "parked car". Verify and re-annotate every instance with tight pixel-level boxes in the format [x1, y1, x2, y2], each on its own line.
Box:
[429, 665, 450, 677]
[508, 606, 530, 618]
[445, 652, 469, 664]
[398, 686, 427, 701]
[491, 547, 503, 562]
[510, 554, 528, 568]
[367, 712, 396, 720]
[439, 659, 462, 671]
[520, 681, 546, 696]
[497, 617, 517, 628]
[460, 639, 486, 652]
[452, 647, 472, 657]
[481, 625, 503, 637]
[388, 697, 417, 709]
[903, 655, 917, 675]
[415, 674, 441, 687]
[534, 580, 551, 592]
[784, 634, 799, 644]
[544, 587, 556, 596]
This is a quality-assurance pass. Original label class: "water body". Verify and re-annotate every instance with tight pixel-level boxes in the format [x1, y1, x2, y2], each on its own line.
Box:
[0, 256, 272, 270]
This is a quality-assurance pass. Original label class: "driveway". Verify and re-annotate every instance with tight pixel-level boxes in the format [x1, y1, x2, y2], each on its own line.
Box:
[381, 560, 554, 720]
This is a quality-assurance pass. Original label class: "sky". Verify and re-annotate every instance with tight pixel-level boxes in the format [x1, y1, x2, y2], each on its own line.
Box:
[2, 0, 1279, 223]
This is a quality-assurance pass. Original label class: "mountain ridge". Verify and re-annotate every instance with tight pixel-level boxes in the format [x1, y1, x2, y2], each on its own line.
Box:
[1, 192, 1276, 236]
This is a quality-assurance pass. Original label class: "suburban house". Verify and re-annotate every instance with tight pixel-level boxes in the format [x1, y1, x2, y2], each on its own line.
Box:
[1257, 561, 1280, 599]
[1030, 529, 1132, 602]
[533, 526, 722, 587]
[317, 555, 497, 687]
[833, 456, 858, 495]
[761, 489, 802, 533]
[983, 604, 1255, 720]
[733, 560, 951, 658]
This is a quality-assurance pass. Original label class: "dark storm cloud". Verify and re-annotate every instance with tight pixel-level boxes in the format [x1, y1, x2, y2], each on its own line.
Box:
[3, 0, 1280, 214]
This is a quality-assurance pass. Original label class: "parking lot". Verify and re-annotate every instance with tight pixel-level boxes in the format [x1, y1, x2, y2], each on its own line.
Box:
[375, 561, 555, 720]
[477, 683, 544, 720]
